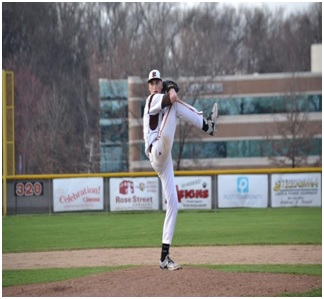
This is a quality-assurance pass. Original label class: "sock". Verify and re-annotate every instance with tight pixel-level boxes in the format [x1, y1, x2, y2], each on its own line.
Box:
[161, 243, 170, 262]
[202, 118, 209, 132]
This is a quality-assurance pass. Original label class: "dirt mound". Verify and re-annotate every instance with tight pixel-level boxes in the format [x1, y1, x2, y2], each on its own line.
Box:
[3, 245, 322, 296]
[3, 266, 321, 297]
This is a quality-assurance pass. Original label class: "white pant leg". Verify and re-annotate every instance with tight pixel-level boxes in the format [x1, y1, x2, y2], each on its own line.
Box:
[173, 99, 204, 129]
[149, 100, 204, 244]
[150, 148, 178, 244]
[159, 153, 178, 244]
[150, 106, 178, 245]
[153, 100, 204, 163]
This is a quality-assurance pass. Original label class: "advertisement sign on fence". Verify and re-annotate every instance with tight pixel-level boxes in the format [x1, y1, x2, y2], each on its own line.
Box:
[271, 173, 322, 207]
[162, 176, 212, 210]
[110, 177, 159, 211]
[218, 175, 268, 208]
[53, 178, 104, 212]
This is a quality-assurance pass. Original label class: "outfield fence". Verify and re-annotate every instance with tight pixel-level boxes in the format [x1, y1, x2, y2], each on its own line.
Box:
[3, 168, 322, 216]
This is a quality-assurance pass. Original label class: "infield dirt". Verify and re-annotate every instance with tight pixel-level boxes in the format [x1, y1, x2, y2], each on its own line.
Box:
[2, 245, 322, 297]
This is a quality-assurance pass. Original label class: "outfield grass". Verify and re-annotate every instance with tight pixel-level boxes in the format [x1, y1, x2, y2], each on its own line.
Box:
[3, 208, 322, 296]
[195, 264, 322, 276]
[2, 266, 135, 287]
[2, 208, 321, 253]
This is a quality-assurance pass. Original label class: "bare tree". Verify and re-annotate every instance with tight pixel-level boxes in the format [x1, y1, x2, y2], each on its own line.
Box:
[2, 2, 321, 173]
[135, 3, 182, 75]
[177, 3, 241, 76]
[10, 64, 49, 173]
[264, 91, 321, 168]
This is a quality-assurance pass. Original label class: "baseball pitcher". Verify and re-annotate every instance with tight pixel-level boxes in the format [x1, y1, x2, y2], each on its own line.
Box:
[143, 69, 218, 270]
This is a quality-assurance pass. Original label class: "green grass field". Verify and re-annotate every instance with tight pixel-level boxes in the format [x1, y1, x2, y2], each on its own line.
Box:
[2, 208, 322, 252]
[2, 208, 322, 296]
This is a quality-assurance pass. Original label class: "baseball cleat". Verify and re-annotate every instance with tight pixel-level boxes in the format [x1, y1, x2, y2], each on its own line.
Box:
[206, 103, 218, 136]
[205, 119, 215, 136]
[211, 102, 218, 123]
[160, 255, 182, 271]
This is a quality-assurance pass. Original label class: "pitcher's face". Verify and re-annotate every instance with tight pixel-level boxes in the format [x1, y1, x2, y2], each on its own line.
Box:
[148, 79, 163, 95]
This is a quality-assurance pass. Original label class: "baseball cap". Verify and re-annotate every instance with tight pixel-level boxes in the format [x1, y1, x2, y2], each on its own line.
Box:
[147, 69, 162, 82]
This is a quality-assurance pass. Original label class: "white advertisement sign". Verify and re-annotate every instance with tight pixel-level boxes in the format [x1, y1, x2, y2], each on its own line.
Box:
[53, 178, 104, 212]
[271, 173, 322, 207]
[162, 177, 212, 210]
[218, 175, 268, 208]
[110, 177, 159, 211]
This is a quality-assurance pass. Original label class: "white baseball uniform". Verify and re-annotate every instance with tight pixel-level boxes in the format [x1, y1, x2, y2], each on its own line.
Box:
[143, 93, 204, 244]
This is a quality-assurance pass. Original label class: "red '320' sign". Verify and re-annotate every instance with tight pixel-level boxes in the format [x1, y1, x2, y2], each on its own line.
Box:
[15, 182, 44, 197]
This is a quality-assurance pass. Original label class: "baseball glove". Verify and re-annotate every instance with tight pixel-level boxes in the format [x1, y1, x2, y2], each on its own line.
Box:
[162, 80, 180, 93]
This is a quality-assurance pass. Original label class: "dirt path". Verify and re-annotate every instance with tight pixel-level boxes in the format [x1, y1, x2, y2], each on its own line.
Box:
[3, 245, 322, 297]
[2, 245, 322, 270]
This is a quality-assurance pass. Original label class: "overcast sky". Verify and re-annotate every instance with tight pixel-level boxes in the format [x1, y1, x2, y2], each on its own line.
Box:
[183, 2, 313, 16]
[225, 2, 313, 14]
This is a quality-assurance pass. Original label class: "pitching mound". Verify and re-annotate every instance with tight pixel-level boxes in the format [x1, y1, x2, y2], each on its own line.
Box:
[3, 266, 321, 297]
